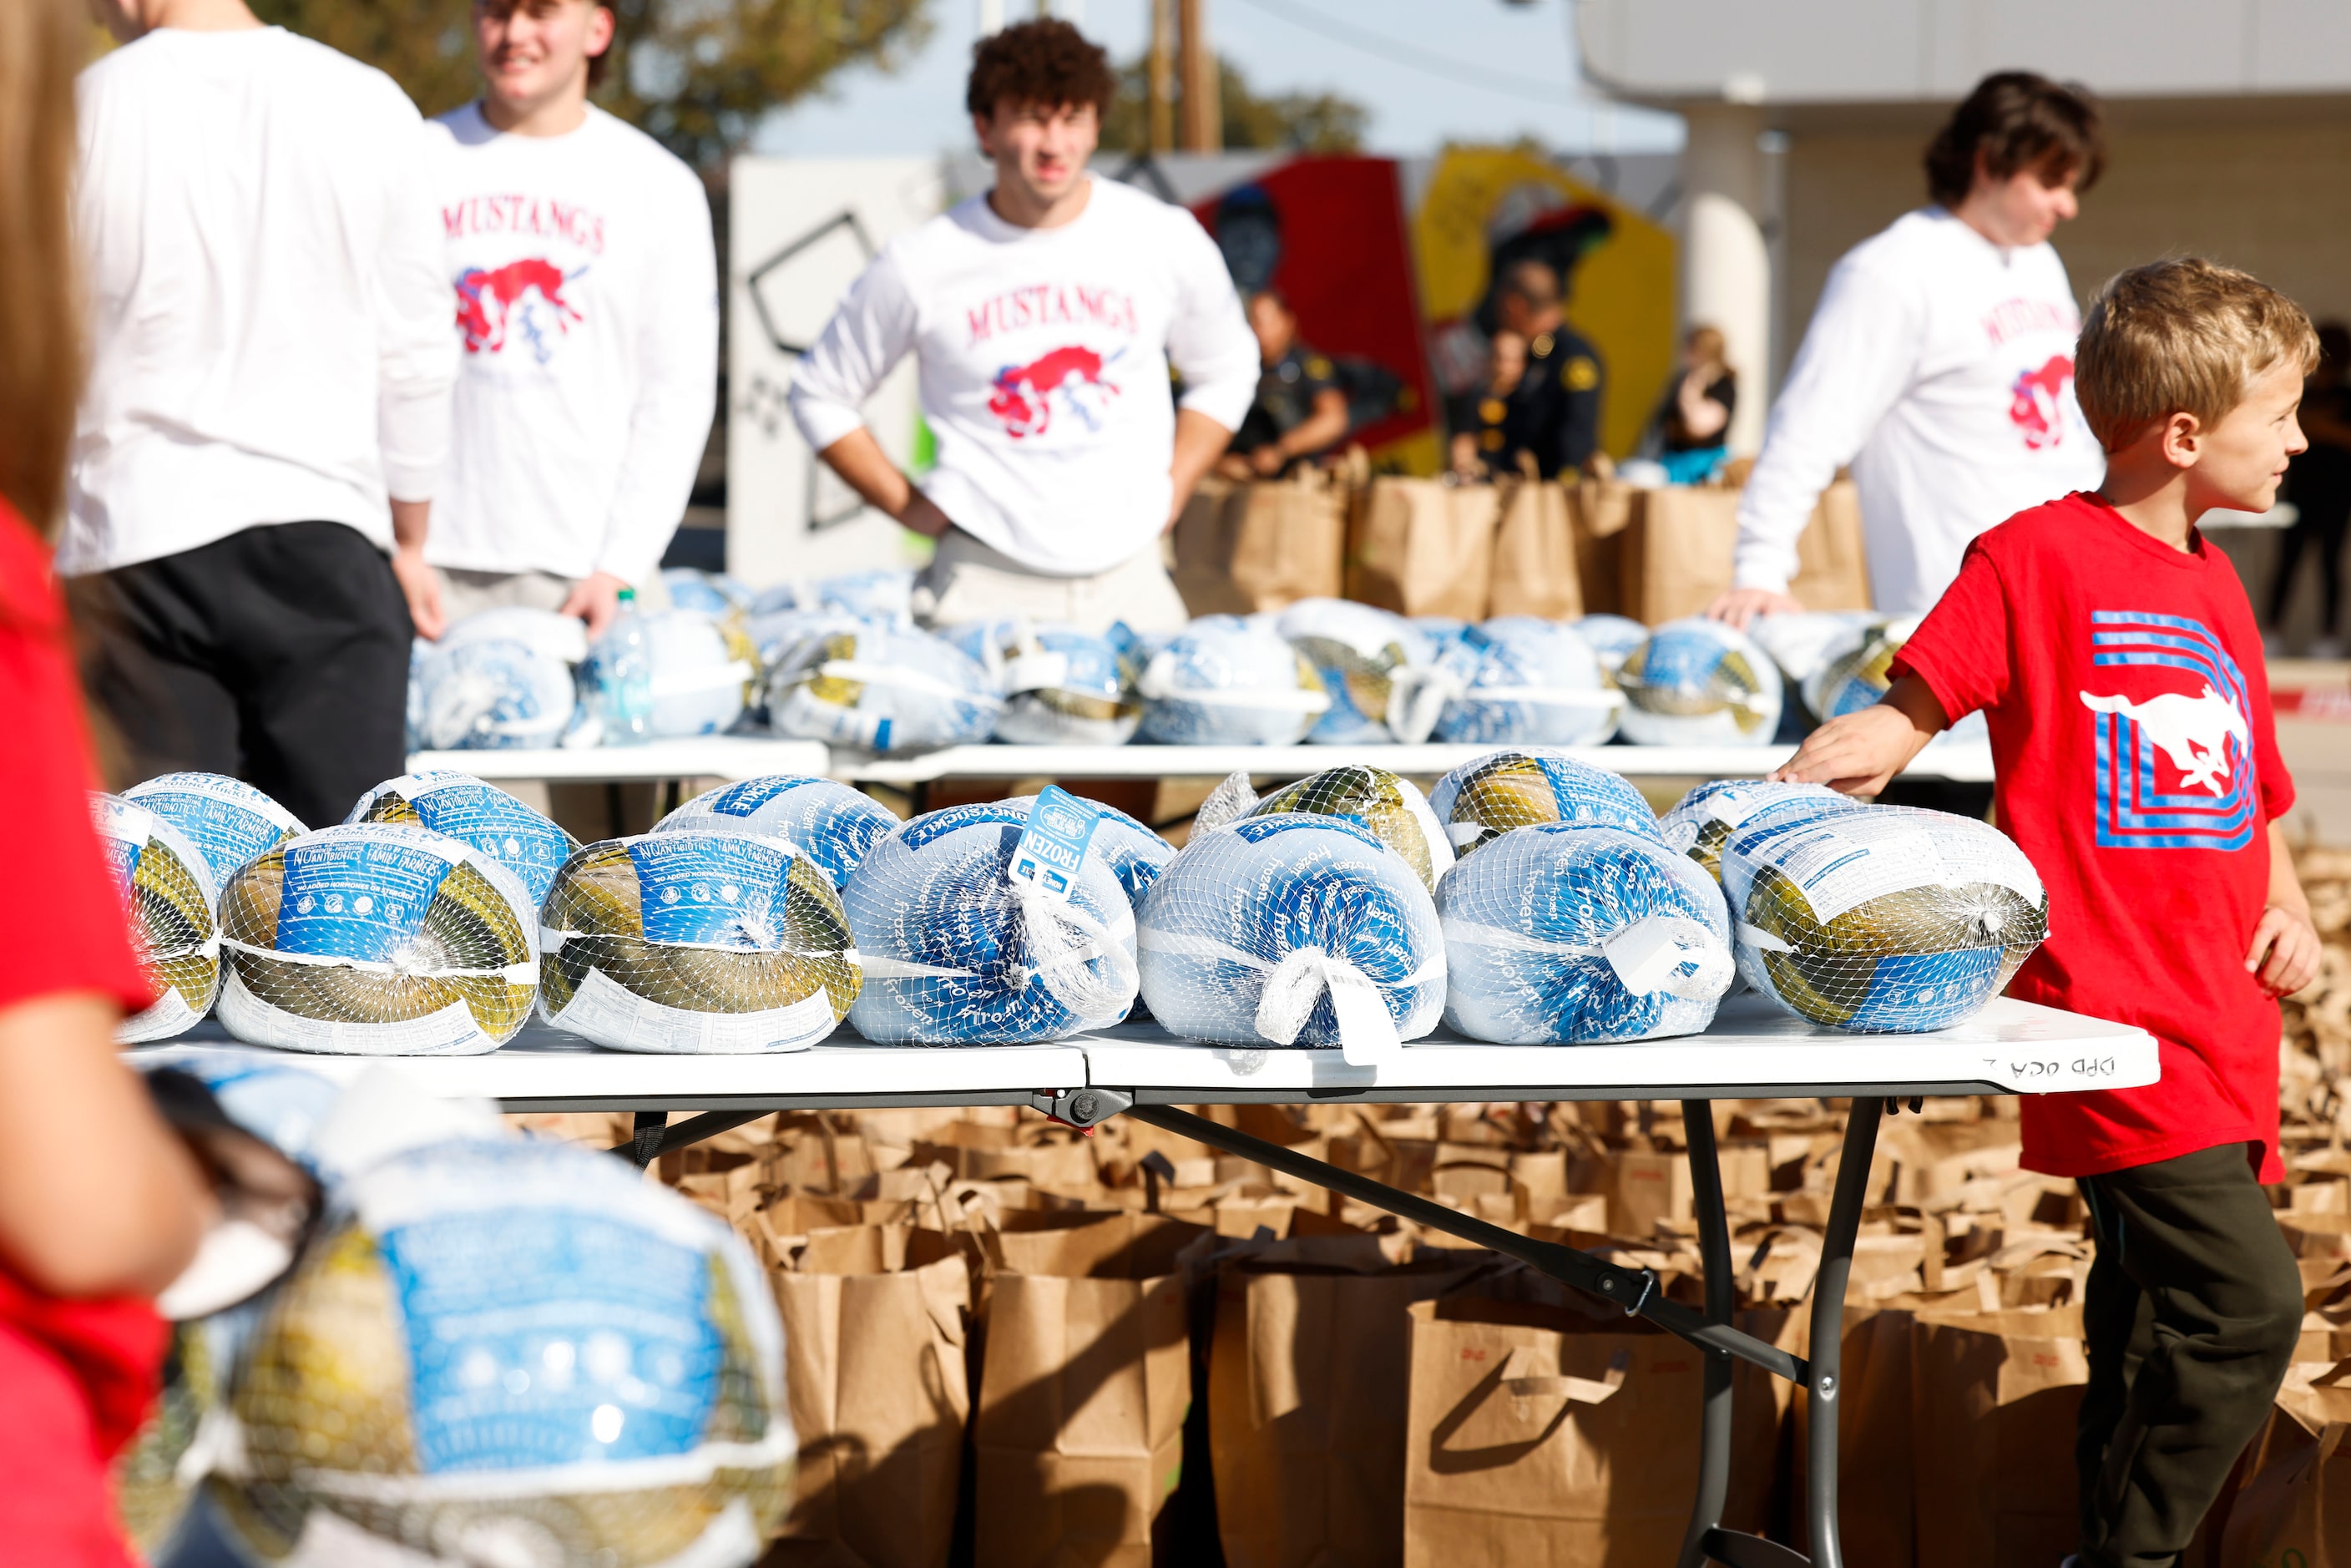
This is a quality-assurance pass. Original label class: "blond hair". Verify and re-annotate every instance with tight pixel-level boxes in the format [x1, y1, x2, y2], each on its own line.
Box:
[2076, 259, 2318, 453]
[0, 0, 86, 539]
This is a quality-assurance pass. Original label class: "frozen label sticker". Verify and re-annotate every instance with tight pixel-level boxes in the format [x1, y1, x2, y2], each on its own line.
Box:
[627, 835, 791, 951]
[1007, 786, 1103, 901]
[399, 781, 574, 906]
[276, 832, 463, 963]
[378, 1209, 720, 1470]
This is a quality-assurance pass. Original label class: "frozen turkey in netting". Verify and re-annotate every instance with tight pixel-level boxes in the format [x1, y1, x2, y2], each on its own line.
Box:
[766, 625, 1002, 752]
[1408, 617, 1621, 746]
[412, 635, 579, 751]
[1659, 778, 1854, 883]
[95, 794, 221, 1044]
[1802, 615, 1922, 721]
[208, 1131, 791, 1567]
[215, 823, 538, 1055]
[661, 566, 753, 618]
[1206, 765, 1454, 893]
[1134, 616, 1330, 745]
[1438, 822, 1733, 1044]
[1570, 614, 1650, 680]
[943, 619, 1144, 745]
[346, 770, 580, 907]
[1428, 750, 1662, 860]
[1275, 598, 1434, 744]
[584, 608, 754, 740]
[1721, 802, 2048, 1032]
[1747, 610, 1873, 700]
[437, 604, 590, 665]
[124, 771, 306, 900]
[1617, 616, 1783, 746]
[842, 799, 1138, 1044]
[539, 830, 861, 1054]
[1135, 814, 1444, 1065]
[655, 775, 901, 890]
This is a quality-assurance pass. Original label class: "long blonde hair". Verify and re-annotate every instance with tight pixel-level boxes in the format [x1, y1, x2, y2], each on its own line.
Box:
[0, 0, 87, 539]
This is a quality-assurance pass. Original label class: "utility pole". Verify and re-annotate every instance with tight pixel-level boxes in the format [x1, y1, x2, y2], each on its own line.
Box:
[1147, 0, 1176, 154]
[1177, 0, 1220, 152]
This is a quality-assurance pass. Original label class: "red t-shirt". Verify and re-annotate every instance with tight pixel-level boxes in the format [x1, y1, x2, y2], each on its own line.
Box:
[1892, 491, 2294, 1181]
[0, 502, 168, 1565]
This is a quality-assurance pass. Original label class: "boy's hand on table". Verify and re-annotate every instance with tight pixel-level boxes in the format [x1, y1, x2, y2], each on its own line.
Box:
[2247, 903, 2323, 997]
[1771, 675, 1949, 796]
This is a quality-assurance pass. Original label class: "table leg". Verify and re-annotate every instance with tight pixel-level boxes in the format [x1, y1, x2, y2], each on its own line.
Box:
[614, 1107, 776, 1167]
[1676, 1100, 1735, 1568]
[1802, 1096, 1883, 1568]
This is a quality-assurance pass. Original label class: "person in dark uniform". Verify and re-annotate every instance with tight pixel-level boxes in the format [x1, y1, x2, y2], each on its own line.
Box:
[1217, 288, 1352, 478]
[1449, 328, 1526, 477]
[2268, 321, 2351, 657]
[1489, 259, 1603, 478]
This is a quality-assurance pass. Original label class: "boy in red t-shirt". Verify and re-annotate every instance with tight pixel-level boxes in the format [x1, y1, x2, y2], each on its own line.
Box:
[1777, 257, 2323, 1567]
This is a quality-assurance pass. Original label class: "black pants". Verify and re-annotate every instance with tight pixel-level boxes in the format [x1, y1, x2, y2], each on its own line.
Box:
[68, 521, 412, 830]
[2075, 1142, 2303, 1567]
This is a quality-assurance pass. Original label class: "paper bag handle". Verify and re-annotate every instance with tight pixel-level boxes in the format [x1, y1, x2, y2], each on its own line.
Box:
[1499, 1345, 1630, 1407]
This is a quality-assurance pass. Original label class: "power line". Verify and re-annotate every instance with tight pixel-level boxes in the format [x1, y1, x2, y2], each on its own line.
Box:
[1226, 0, 1576, 105]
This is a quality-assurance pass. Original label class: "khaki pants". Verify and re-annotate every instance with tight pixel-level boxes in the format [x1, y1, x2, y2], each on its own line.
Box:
[914, 529, 1189, 635]
[433, 566, 672, 625]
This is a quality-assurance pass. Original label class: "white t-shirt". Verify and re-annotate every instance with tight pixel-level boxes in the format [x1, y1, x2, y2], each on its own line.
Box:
[422, 104, 718, 587]
[789, 175, 1258, 576]
[63, 28, 453, 574]
[1732, 207, 2106, 614]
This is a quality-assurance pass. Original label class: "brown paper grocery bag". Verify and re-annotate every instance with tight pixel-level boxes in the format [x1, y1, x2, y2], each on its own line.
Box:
[972, 1212, 1212, 1568]
[1791, 1306, 1922, 1566]
[1568, 477, 1638, 619]
[1487, 460, 1582, 621]
[769, 1247, 971, 1568]
[1209, 1240, 1494, 1568]
[1620, 478, 1874, 624]
[1400, 1294, 1703, 1565]
[1909, 1306, 2088, 1568]
[1345, 478, 1498, 620]
[1170, 470, 1348, 617]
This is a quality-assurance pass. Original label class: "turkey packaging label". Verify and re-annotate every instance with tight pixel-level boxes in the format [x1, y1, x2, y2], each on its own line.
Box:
[96, 796, 221, 1043]
[658, 775, 900, 891]
[349, 772, 578, 906]
[1007, 786, 1103, 901]
[629, 834, 794, 950]
[276, 832, 468, 964]
[1728, 808, 2040, 928]
[124, 773, 305, 896]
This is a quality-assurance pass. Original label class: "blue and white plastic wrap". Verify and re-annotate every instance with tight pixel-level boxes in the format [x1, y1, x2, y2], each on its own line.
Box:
[1570, 615, 1650, 680]
[656, 775, 902, 890]
[1428, 750, 1663, 860]
[1658, 778, 1851, 883]
[124, 772, 306, 901]
[943, 620, 1144, 746]
[1135, 814, 1445, 1066]
[842, 802, 1139, 1044]
[1135, 616, 1331, 745]
[746, 607, 877, 669]
[412, 637, 579, 751]
[1406, 618, 1621, 746]
[1438, 823, 1734, 1044]
[661, 567, 754, 617]
[1206, 765, 1454, 893]
[346, 770, 581, 907]
[1802, 615, 1921, 721]
[1275, 599, 1433, 744]
[1747, 611, 1873, 701]
[210, 1132, 791, 1567]
[95, 795, 222, 1044]
[437, 606, 591, 666]
[584, 609, 753, 740]
[1616, 617, 1783, 746]
[766, 625, 1002, 752]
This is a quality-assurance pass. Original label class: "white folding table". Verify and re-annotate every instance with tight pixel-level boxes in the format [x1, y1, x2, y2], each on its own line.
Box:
[140, 991, 2150, 1568]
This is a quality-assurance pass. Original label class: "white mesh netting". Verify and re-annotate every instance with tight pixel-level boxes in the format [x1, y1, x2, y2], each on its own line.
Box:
[842, 799, 1140, 1044]
[655, 775, 902, 891]
[1201, 764, 1454, 893]
[539, 829, 861, 1053]
[1802, 615, 1922, 722]
[208, 1132, 791, 1567]
[215, 823, 538, 1055]
[1428, 750, 1663, 861]
[1570, 614, 1649, 680]
[1135, 814, 1444, 1065]
[124, 771, 306, 899]
[765, 625, 1003, 752]
[1275, 598, 1434, 744]
[1658, 778, 1851, 883]
[1721, 801, 2049, 1032]
[1616, 616, 1784, 746]
[1438, 822, 1735, 1044]
[942, 619, 1145, 745]
[1405, 617, 1621, 746]
[584, 608, 755, 741]
[1134, 616, 1330, 745]
[346, 770, 581, 908]
[95, 793, 221, 1044]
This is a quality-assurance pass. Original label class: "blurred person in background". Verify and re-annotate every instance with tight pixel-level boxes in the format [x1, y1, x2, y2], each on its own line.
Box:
[422, 0, 717, 638]
[791, 19, 1256, 635]
[1449, 328, 1529, 479]
[1643, 323, 1737, 485]
[1709, 71, 2106, 629]
[1484, 259, 1603, 479]
[2268, 321, 2351, 658]
[1216, 287, 1351, 479]
[63, 0, 454, 828]
[0, 0, 215, 1557]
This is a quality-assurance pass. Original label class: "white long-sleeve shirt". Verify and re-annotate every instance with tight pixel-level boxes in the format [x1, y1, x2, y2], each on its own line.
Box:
[1732, 207, 2106, 614]
[422, 104, 717, 587]
[791, 175, 1258, 575]
[63, 27, 454, 575]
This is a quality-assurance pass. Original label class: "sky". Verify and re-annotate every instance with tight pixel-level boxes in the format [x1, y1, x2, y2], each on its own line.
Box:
[750, 0, 1685, 160]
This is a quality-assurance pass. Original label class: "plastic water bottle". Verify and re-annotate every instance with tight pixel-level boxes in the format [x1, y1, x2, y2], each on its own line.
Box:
[589, 586, 654, 746]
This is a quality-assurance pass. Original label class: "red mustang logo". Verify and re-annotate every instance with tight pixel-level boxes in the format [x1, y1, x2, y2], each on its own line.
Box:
[2010, 354, 2075, 450]
[455, 258, 581, 362]
[987, 345, 1120, 439]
